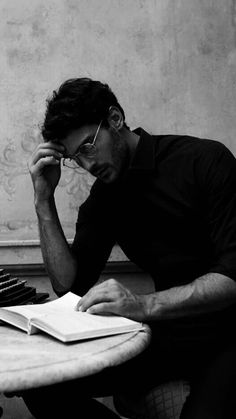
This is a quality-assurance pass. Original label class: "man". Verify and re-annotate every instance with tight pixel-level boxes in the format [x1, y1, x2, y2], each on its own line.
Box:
[26, 77, 236, 418]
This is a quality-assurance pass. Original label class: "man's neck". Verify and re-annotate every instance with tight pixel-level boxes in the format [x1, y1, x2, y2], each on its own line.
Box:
[122, 128, 140, 162]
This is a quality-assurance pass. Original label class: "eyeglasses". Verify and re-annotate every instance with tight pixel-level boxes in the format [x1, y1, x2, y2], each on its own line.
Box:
[63, 120, 103, 169]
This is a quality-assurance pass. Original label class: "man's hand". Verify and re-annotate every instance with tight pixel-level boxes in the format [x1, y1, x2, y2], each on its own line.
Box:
[76, 278, 148, 322]
[28, 142, 65, 202]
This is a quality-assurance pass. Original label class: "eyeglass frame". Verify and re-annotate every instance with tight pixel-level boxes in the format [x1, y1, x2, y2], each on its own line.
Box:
[62, 119, 103, 168]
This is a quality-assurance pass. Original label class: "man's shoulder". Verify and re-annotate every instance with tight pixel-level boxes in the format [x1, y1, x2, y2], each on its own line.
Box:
[150, 132, 234, 161]
[152, 132, 224, 149]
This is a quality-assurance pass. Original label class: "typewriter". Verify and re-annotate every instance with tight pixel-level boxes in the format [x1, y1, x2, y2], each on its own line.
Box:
[0, 268, 49, 307]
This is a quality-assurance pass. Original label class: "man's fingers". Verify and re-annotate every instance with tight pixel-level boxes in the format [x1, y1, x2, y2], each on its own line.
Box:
[76, 279, 125, 312]
[33, 142, 65, 152]
[29, 141, 64, 166]
[86, 302, 117, 315]
[30, 148, 63, 166]
[77, 288, 115, 312]
[30, 156, 60, 174]
[77, 293, 113, 312]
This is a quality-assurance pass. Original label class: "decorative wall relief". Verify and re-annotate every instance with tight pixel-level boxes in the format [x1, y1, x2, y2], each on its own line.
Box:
[0, 125, 41, 198]
[59, 165, 94, 212]
[0, 139, 28, 198]
[0, 128, 93, 243]
[0, 130, 93, 202]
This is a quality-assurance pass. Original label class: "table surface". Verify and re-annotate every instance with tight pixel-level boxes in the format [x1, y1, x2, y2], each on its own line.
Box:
[0, 323, 151, 393]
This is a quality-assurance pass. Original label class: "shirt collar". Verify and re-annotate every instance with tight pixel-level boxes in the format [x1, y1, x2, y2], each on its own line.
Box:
[129, 127, 156, 171]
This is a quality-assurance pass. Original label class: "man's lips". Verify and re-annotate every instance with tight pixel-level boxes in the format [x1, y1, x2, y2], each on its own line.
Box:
[92, 166, 108, 178]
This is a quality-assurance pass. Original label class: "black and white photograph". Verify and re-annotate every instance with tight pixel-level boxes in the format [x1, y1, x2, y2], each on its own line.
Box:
[0, 1, 235, 418]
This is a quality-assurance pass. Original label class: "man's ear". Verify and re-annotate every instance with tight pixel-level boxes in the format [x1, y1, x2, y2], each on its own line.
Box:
[107, 106, 124, 130]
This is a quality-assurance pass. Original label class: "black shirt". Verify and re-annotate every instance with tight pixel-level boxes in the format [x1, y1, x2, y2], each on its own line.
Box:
[71, 128, 236, 297]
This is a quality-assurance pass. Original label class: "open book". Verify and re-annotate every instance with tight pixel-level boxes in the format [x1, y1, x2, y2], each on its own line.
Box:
[0, 292, 143, 343]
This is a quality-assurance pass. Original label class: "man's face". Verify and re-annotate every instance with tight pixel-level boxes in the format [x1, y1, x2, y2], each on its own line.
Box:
[60, 123, 130, 183]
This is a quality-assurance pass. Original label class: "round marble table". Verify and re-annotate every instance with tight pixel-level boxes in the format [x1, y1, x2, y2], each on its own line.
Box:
[0, 323, 151, 393]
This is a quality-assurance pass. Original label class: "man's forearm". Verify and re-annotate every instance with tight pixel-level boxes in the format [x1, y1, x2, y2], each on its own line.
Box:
[36, 198, 77, 295]
[144, 273, 236, 321]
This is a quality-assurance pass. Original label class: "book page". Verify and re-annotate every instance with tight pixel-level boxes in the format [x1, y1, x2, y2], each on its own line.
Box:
[31, 310, 143, 342]
[1, 292, 80, 319]
[0, 293, 80, 334]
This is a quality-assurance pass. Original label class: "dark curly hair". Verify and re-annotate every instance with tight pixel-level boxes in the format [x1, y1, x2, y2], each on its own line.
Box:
[41, 77, 128, 142]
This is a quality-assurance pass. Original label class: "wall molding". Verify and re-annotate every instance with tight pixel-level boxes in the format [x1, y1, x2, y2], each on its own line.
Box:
[0, 240, 128, 265]
[0, 261, 142, 277]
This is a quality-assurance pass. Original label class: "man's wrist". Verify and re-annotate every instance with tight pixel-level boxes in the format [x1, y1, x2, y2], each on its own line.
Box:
[35, 197, 56, 221]
[140, 293, 162, 321]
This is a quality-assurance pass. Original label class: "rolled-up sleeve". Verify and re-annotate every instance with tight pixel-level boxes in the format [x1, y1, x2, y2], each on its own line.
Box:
[198, 142, 236, 280]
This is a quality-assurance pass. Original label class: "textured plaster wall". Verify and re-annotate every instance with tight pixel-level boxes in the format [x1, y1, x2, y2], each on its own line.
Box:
[0, 0, 236, 263]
